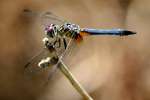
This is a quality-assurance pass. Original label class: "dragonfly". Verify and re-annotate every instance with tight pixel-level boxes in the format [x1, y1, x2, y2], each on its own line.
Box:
[24, 9, 136, 81]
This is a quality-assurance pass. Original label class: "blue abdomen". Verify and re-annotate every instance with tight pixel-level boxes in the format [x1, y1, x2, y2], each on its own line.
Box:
[81, 28, 136, 36]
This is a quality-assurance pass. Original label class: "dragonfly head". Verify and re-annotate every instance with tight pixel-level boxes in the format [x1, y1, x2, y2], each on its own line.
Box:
[45, 24, 58, 38]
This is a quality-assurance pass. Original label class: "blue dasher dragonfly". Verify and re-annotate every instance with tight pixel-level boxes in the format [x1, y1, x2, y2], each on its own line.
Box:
[24, 9, 136, 81]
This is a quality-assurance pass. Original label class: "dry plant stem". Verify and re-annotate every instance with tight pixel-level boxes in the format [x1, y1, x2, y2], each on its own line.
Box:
[58, 60, 93, 100]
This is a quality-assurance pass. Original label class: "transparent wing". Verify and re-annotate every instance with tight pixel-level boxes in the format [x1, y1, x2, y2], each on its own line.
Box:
[24, 48, 56, 77]
[24, 38, 78, 82]
[23, 9, 66, 27]
[23, 38, 69, 77]
[40, 11, 66, 26]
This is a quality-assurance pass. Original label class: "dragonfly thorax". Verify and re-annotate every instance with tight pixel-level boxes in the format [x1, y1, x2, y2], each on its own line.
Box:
[61, 23, 80, 38]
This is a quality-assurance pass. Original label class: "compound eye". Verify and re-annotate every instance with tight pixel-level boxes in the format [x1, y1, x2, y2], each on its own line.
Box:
[45, 25, 53, 32]
[44, 25, 56, 38]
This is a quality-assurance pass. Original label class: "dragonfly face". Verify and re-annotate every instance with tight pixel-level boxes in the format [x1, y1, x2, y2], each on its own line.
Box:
[45, 24, 57, 38]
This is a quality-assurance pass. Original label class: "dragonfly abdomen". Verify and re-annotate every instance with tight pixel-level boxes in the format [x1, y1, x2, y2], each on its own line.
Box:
[81, 28, 136, 36]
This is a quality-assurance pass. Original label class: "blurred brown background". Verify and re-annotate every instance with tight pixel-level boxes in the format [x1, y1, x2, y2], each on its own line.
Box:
[0, 0, 150, 100]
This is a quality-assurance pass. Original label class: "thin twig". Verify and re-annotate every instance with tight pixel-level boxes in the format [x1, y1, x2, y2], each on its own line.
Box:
[58, 60, 93, 100]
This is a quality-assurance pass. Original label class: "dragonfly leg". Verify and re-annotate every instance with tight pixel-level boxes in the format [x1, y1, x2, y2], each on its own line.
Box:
[63, 38, 67, 49]
[53, 38, 61, 48]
